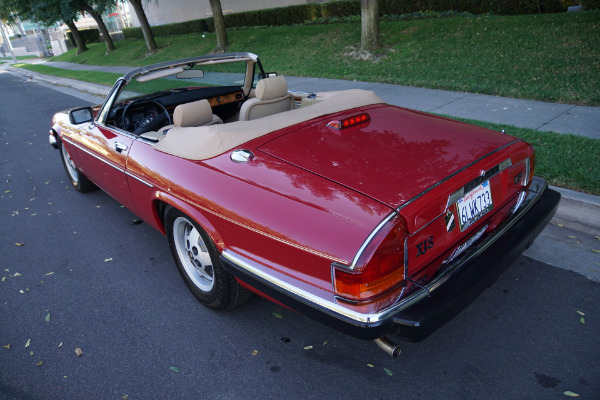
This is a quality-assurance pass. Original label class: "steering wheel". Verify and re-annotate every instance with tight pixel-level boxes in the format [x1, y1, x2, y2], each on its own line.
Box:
[121, 99, 171, 135]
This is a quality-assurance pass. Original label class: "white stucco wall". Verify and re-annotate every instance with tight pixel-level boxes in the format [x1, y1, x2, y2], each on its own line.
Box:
[128, 0, 310, 27]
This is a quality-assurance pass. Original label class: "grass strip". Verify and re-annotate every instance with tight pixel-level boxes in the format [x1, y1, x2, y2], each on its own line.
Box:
[14, 64, 599, 194]
[50, 11, 600, 106]
[13, 63, 194, 94]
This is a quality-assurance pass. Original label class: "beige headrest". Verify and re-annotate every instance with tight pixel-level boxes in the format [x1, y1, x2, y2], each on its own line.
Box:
[174, 99, 213, 127]
[255, 76, 288, 100]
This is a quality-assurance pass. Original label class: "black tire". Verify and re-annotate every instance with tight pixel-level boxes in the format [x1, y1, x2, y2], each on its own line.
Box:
[59, 140, 96, 193]
[165, 206, 251, 310]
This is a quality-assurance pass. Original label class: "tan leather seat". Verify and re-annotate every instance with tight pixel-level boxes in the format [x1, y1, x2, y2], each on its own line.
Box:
[159, 99, 222, 133]
[239, 76, 294, 121]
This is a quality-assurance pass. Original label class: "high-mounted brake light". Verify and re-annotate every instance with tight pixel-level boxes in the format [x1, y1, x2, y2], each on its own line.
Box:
[327, 113, 370, 129]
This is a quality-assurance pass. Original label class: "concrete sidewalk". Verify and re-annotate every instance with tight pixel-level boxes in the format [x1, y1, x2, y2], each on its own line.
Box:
[22, 59, 600, 140]
[3, 58, 599, 236]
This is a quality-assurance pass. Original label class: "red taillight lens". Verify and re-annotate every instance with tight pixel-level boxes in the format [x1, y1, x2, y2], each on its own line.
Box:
[333, 215, 406, 301]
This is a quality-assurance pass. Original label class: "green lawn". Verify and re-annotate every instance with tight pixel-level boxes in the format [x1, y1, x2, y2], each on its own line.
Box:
[51, 10, 600, 106]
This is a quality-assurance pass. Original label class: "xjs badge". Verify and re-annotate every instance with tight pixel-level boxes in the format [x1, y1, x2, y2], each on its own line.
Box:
[416, 236, 434, 257]
[444, 210, 456, 232]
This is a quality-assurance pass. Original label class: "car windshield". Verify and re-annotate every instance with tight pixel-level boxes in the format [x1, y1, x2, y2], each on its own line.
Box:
[114, 60, 251, 103]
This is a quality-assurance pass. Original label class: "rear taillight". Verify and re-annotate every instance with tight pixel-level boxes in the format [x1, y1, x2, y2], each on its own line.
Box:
[333, 215, 407, 301]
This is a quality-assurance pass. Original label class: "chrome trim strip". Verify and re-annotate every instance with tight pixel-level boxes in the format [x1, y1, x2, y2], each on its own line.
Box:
[62, 137, 125, 173]
[222, 249, 381, 325]
[125, 170, 153, 188]
[222, 177, 547, 326]
[345, 211, 397, 270]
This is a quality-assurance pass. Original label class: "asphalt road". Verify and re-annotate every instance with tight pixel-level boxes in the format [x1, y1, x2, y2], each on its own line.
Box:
[1, 72, 599, 400]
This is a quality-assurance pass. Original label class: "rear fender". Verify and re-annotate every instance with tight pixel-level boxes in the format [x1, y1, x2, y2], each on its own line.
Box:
[153, 191, 225, 251]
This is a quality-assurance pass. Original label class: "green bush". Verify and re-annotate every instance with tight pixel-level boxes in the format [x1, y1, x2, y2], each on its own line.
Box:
[67, 29, 100, 46]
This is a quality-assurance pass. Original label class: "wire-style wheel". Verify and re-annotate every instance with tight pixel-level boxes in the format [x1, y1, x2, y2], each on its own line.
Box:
[165, 207, 251, 310]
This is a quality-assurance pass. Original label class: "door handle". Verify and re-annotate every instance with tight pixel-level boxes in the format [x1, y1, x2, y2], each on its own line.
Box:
[115, 142, 128, 153]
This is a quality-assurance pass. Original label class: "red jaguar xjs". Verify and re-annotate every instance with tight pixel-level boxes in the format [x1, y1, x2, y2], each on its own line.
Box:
[49, 53, 560, 356]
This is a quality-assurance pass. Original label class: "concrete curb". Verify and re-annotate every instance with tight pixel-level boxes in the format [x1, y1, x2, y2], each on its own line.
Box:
[6, 64, 600, 235]
[550, 186, 600, 236]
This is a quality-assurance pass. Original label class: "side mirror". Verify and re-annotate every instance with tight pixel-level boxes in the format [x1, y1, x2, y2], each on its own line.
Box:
[69, 107, 94, 124]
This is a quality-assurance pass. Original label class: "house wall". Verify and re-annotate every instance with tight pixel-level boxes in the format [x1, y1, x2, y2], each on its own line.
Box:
[128, 0, 314, 27]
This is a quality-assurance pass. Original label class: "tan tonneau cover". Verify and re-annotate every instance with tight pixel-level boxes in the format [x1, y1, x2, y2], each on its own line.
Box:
[153, 89, 384, 160]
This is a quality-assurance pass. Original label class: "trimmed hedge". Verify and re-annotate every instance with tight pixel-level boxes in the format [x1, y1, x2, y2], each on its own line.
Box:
[123, 0, 571, 40]
[67, 28, 100, 46]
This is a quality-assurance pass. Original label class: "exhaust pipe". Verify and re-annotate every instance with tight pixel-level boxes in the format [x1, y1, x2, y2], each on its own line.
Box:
[374, 336, 402, 357]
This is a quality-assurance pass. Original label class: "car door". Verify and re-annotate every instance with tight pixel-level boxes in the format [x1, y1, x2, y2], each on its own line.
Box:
[63, 119, 136, 211]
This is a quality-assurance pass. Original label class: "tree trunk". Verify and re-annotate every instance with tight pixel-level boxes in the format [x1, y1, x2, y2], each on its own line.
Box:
[81, 4, 115, 52]
[130, 0, 157, 52]
[360, 0, 380, 53]
[209, 0, 228, 53]
[65, 19, 88, 54]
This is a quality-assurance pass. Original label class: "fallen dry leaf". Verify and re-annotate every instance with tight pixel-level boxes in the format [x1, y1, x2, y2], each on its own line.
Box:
[25, 339, 31, 348]
[564, 391, 579, 397]
[75, 348, 83, 356]
[36, 361, 43, 367]
[556, 224, 564, 227]
[576, 311, 585, 316]
[322, 340, 328, 346]
[45, 312, 51, 322]
[58, 342, 63, 348]
[4, 344, 10, 349]
[303, 345, 313, 350]
[104, 258, 113, 262]
[579, 317, 585, 324]
[15, 243, 24, 246]
[366, 363, 374, 368]
[19, 290, 24, 294]
[252, 350, 259, 356]
[123, 396, 129, 400]
[45, 272, 54, 276]
[13, 272, 21, 277]
[592, 249, 600, 254]
[2, 277, 5, 282]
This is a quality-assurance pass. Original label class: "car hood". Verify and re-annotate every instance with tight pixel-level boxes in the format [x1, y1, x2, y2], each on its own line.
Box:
[257, 104, 516, 210]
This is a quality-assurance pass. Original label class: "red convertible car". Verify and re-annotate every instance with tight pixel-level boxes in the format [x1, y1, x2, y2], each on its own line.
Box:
[49, 53, 560, 356]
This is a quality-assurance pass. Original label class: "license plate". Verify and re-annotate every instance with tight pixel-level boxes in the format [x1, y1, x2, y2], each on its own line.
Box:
[456, 180, 493, 231]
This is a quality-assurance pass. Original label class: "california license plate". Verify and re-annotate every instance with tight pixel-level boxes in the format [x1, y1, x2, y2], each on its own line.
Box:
[456, 180, 493, 231]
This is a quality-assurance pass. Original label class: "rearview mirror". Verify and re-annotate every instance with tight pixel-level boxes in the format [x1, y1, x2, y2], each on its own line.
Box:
[176, 69, 205, 79]
[69, 107, 94, 124]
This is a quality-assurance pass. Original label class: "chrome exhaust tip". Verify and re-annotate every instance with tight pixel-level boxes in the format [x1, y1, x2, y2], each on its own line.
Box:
[374, 336, 402, 357]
